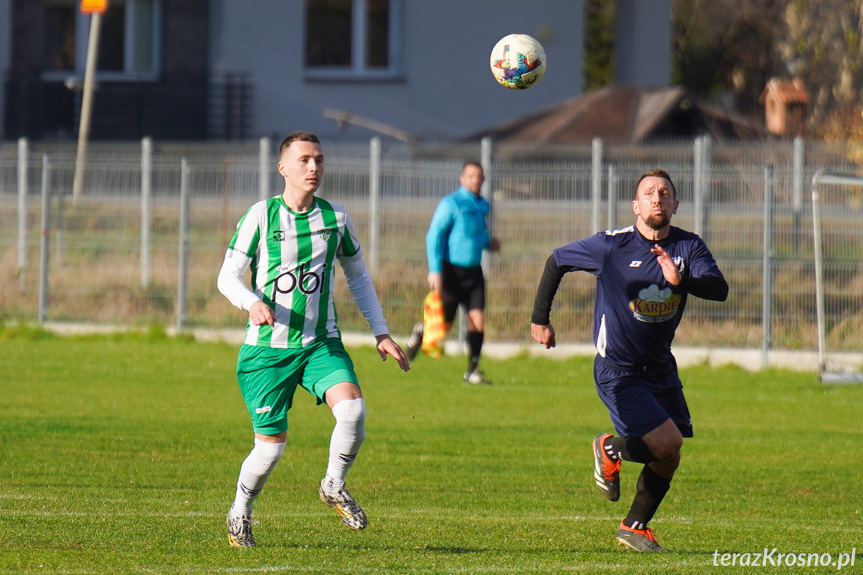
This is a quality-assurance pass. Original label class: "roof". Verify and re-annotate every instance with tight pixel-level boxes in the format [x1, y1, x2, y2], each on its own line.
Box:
[465, 85, 764, 144]
[759, 78, 809, 105]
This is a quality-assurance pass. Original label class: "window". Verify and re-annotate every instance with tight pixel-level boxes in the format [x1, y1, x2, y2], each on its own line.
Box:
[304, 0, 402, 80]
[43, 0, 161, 80]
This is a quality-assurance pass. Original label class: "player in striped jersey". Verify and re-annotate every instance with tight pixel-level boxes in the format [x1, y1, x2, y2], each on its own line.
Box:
[531, 169, 727, 552]
[218, 131, 409, 547]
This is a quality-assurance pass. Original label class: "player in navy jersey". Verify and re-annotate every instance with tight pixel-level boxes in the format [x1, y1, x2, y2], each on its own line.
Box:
[530, 169, 728, 552]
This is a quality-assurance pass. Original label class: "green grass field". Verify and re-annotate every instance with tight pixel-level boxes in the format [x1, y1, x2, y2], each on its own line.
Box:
[1, 326, 861, 574]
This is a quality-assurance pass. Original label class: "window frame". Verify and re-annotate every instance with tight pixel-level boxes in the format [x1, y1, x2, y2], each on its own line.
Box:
[42, 0, 162, 83]
[303, 0, 403, 82]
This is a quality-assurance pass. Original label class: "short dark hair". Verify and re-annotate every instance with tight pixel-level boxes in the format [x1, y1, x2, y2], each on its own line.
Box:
[462, 161, 483, 173]
[635, 168, 676, 199]
[279, 131, 320, 156]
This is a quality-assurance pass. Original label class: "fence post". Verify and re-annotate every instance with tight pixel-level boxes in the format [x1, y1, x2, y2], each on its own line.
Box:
[792, 136, 804, 257]
[481, 135, 494, 266]
[259, 136, 271, 203]
[762, 166, 774, 369]
[693, 136, 702, 236]
[693, 135, 711, 239]
[811, 172, 827, 372]
[141, 136, 153, 288]
[38, 155, 51, 325]
[55, 171, 65, 265]
[177, 159, 190, 334]
[591, 137, 603, 232]
[607, 164, 617, 231]
[368, 137, 381, 275]
[17, 137, 28, 292]
[702, 135, 712, 241]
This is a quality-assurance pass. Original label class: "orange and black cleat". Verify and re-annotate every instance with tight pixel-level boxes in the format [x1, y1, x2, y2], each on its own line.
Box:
[592, 433, 621, 502]
[616, 521, 668, 552]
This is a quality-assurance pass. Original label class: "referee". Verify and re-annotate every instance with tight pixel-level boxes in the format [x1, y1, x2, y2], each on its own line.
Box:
[406, 161, 500, 384]
[530, 169, 728, 552]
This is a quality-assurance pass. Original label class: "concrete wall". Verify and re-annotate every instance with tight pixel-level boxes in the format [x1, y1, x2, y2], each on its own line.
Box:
[214, 0, 585, 142]
[0, 0, 11, 139]
[614, 0, 671, 87]
[1, 1, 675, 142]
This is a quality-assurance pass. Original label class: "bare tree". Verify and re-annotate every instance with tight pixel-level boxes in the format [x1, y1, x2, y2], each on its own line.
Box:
[673, 0, 786, 114]
[777, 0, 863, 138]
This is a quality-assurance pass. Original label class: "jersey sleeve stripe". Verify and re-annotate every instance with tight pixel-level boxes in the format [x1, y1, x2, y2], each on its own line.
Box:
[338, 203, 360, 257]
[228, 207, 261, 258]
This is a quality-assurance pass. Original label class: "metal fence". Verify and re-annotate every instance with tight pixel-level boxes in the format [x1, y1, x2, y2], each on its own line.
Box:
[1, 136, 861, 354]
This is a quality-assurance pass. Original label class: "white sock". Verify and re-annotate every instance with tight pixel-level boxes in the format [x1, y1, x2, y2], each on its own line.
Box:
[325, 398, 366, 485]
[232, 439, 285, 517]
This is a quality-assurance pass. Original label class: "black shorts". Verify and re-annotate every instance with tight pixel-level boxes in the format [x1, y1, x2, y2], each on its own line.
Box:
[440, 262, 486, 324]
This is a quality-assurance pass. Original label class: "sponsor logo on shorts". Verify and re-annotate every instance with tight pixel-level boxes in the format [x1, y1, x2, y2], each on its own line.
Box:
[255, 406, 272, 414]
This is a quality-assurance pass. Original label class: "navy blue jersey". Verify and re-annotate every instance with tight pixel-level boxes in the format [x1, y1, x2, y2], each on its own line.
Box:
[552, 225, 725, 369]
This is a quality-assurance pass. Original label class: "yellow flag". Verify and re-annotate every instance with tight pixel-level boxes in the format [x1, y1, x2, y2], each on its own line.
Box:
[421, 291, 445, 358]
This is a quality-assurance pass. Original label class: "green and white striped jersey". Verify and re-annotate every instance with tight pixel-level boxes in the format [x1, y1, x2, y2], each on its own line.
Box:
[218, 195, 389, 348]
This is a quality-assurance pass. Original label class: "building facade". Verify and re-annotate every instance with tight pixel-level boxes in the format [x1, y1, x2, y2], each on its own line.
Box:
[0, 0, 672, 142]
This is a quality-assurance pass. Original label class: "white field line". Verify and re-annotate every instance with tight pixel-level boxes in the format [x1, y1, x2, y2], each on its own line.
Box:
[1, 560, 706, 575]
[6, 506, 863, 534]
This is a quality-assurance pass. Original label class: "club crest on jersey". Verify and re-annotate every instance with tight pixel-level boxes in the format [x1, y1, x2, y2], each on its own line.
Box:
[272, 230, 285, 242]
[673, 256, 685, 273]
[316, 227, 335, 241]
[629, 284, 681, 323]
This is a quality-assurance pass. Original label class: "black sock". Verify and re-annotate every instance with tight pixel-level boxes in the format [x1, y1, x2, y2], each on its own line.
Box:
[623, 464, 672, 530]
[467, 331, 484, 372]
[605, 435, 657, 464]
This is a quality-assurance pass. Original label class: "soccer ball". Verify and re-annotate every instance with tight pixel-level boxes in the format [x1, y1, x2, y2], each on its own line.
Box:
[489, 34, 547, 90]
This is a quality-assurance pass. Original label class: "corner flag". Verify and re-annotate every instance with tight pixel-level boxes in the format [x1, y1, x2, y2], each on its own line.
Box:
[80, 0, 108, 14]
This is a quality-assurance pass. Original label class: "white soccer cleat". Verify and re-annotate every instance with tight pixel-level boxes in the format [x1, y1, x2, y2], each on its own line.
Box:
[464, 370, 492, 385]
[319, 478, 368, 530]
[226, 506, 257, 547]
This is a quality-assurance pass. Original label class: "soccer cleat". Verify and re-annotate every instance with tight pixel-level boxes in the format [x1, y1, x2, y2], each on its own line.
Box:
[463, 370, 491, 385]
[319, 478, 368, 530]
[226, 507, 257, 548]
[616, 521, 668, 552]
[405, 322, 423, 361]
[593, 433, 621, 502]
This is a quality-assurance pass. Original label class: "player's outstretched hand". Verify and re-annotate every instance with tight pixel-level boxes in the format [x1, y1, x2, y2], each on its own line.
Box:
[375, 334, 410, 372]
[530, 323, 556, 349]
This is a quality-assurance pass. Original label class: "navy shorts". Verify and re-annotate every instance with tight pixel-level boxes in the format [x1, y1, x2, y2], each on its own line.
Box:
[593, 355, 693, 439]
[440, 262, 486, 324]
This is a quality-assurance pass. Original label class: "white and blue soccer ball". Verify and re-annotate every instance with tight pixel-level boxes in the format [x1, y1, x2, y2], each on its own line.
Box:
[489, 34, 547, 90]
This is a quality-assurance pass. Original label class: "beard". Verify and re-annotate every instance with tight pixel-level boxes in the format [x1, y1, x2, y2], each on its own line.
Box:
[645, 212, 671, 230]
